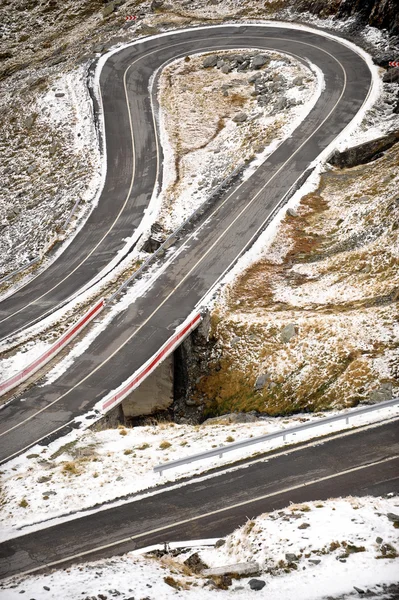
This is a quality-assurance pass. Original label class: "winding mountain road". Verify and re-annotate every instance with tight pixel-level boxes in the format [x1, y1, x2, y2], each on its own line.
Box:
[0, 24, 374, 463]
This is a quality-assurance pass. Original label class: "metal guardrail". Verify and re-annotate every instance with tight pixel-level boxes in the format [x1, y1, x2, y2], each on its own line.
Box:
[0, 257, 41, 287]
[153, 398, 399, 475]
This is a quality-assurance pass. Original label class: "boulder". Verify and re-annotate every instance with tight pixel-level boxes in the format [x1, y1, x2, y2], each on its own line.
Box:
[387, 512, 399, 522]
[368, 383, 392, 404]
[151, 0, 164, 10]
[252, 55, 269, 69]
[232, 112, 248, 123]
[203, 412, 258, 425]
[286, 207, 298, 217]
[329, 130, 399, 168]
[248, 72, 262, 83]
[383, 67, 399, 83]
[248, 579, 266, 590]
[281, 323, 297, 343]
[254, 373, 269, 390]
[293, 76, 303, 85]
[215, 539, 226, 548]
[203, 562, 259, 577]
[203, 55, 218, 68]
[184, 552, 208, 573]
[285, 553, 299, 563]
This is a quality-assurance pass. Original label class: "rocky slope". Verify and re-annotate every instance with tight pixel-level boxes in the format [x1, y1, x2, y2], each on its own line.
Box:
[191, 140, 399, 417]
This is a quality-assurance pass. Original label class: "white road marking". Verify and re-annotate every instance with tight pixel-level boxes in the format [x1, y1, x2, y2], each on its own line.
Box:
[7, 454, 397, 579]
[0, 37, 349, 440]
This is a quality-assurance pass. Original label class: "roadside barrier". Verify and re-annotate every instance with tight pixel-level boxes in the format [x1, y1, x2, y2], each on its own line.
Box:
[0, 257, 41, 287]
[0, 298, 105, 397]
[153, 397, 399, 475]
[101, 312, 201, 413]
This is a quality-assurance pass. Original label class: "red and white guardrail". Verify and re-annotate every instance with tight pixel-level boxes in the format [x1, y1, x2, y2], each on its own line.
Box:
[0, 298, 105, 397]
[101, 312, 202, 413]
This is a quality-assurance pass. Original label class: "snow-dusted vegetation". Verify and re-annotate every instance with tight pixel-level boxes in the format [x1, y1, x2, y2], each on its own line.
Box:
[1, 496, 398, 599]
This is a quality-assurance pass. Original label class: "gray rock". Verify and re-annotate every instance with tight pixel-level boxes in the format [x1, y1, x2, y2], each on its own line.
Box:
[274, 97, 287, 111]
[308, 559, 321, 565]
[252, 55, 269, 69]
[221, 64, 231, 74]
[55, 92, 65, 97]
[254, 373, 269, 390]
[298, 522, 310, 529]
[376, 536, 383, 544]
[248, 72, 262, 83]
[353, 586, 365, 594]
[281, 323, 297, 343]
[102, 1, 115, 17]
[24, 115, 36, 130]
[248, 579, 266, 591]
[329, 129, 399, 168]
[368, 383, 393, 404]
[203, 55, 218, 68]
[203, 562, 259, 577]
[387, 512, 399, 522]
[184, 552, 208, 573]
[286, 207, 298, 217]
[37, 476, 51, 484]
[285, 553, 298, 563]
[215, 539, 226, 548]
[237, 60, 250, 71]
[203, 413, 258, 425]
[232, 112, 248, 123]
[293, 76, 303, 85]
[27, 164, 36, 175]
[151, 0, 164, 10]
[383, 67, 399, 83]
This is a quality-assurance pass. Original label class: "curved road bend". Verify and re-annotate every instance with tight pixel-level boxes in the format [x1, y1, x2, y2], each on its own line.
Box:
[0, 43, 158, 341]
[0, 26, 373, 463]
[0, 25, 370, 341]
[0, 420, 397, 579]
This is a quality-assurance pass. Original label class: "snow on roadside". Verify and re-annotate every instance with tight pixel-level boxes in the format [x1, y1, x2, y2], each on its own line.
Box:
[0, 64, 102, 295]
[155, 49, 320, 233]
[0, 41, 322, 387]
[1, 495, 398, 599]
[0, 402, 397, 541]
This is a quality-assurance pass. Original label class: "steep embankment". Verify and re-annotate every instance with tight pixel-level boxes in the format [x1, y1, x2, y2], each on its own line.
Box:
[193, 141, 399, 416]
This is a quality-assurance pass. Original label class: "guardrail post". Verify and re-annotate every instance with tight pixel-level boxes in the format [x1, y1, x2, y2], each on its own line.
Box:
[345, 417, 349, 425]
[219, 452, 223, 459]
[283, 433, 286, 442]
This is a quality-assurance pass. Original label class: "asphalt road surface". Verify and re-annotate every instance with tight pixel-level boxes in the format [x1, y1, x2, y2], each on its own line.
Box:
[0, 420, 397, 579]
[0, 25, 373, 463]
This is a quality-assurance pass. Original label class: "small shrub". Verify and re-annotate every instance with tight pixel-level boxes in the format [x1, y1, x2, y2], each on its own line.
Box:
[93, 472, 99, 478]
[164, 576, 180, 589]
[159, 441, 172, 450]
[124, 449, 133, 455]
[19, 498, 28, 508]
[119, 428, 127, 436]
[299, 505, 311, 512]
[62, 461, 79, 475]
[180, 440, 188, 447]
[329, 541, 341, 551]
[226, 436, 235, 443]
[137, 443, 150, 450]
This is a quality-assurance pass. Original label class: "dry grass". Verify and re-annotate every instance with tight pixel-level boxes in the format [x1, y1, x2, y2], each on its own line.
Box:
[197, 144, 399, 416]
